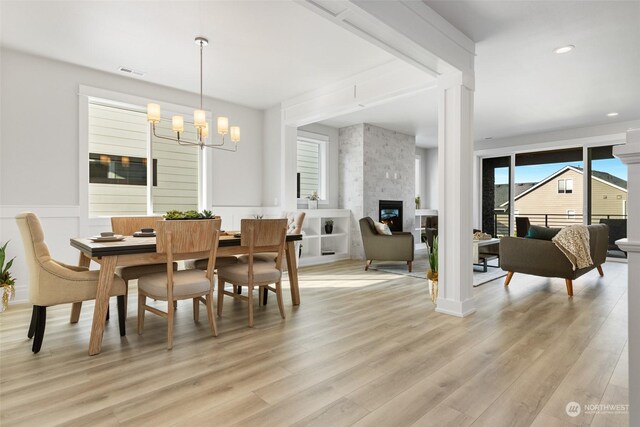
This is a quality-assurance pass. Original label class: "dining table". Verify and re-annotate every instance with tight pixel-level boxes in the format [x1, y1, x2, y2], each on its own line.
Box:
[70, 232, 303, 356]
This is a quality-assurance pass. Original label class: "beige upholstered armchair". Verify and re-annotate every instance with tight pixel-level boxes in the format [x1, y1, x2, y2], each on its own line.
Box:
[16, 212, 126, 353]
[359, 217, 414, 272]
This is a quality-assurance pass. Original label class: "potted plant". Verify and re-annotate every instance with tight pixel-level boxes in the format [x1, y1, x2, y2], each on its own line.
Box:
[427, 236, 438, 304]
[163, 209, 216, 220]
[324, 219, 334, 234]
[415, 195, 421, 210]
[307, 191, 319, 210]
[1, 241, 16, 312]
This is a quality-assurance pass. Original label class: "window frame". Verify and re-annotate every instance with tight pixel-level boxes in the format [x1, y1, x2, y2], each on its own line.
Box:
[79, 86, 209, 221]
[557, 178, 574, 194]
[296, 130, 329, 203]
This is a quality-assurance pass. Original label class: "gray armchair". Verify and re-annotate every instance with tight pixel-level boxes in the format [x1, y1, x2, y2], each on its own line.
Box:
[359, 217, 414, 272]
[500, 224, 608, 296]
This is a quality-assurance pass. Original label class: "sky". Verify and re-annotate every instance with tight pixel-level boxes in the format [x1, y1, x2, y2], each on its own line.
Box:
[494, 159, 628, 185]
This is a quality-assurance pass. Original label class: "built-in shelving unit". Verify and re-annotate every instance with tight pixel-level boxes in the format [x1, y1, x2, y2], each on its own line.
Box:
[298, 209, 351, 267]
[414, 209, 438, 249]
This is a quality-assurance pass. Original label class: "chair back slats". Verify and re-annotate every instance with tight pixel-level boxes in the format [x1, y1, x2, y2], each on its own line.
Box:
[111, 216, 164, 236]
[155, 219, 222, 254]
[241, 219, 288, 248]
[241, 219, 287, 273]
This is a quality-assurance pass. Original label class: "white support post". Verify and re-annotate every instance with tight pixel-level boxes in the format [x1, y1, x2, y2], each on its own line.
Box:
[613, 128, 640, 425]
[435, 72, 476, 317]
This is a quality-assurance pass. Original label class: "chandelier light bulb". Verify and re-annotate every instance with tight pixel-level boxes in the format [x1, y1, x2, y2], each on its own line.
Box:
[217, 117, 229, 135]
[201, 122, 209, 138]
[172, 115, 184, 132]
[193, 110, 206, 128]
[230, 126, 240, 143]
[147, 103, 161, 124]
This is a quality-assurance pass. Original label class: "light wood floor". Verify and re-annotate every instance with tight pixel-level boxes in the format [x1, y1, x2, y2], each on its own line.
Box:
[0, 261, 629, 426]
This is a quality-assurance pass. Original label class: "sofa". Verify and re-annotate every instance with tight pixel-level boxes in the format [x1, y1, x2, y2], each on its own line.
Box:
[359, 217, 414, 272]
[500, 224, 608, 296]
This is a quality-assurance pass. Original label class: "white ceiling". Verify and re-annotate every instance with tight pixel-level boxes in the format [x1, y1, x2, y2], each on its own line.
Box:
[0, 0, 395, 110]
[1, 1, 639, 147]
[427, 0, 640, 140]
[320, 89, 438, 148]
[323, 0, 640, 147]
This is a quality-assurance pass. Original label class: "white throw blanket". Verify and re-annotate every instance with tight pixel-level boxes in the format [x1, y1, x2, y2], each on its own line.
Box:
[552, 225, 593, 271]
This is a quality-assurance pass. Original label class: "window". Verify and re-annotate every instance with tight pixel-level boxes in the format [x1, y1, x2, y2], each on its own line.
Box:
[558, 179, 573, 194]
[88, 101, 200, 217]
[297, 131, 328, 200]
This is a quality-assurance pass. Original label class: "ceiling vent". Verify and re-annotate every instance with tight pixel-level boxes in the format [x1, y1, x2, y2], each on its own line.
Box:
[118, 66, 145, 77]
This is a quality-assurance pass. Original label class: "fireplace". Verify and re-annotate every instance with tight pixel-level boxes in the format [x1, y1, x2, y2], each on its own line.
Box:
[379, 200, 403, 232]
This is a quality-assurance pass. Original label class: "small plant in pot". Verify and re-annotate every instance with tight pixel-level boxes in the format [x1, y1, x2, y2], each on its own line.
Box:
[1, 241, 16, 312]
[427, 236, 438, 304]
[415, 195, 421, 210]
[307, 191, 319, 210]
[324, 219, 334, 234]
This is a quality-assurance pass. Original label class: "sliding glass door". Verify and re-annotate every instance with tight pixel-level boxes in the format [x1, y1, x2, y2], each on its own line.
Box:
[588, 145, 627, 258]
[514, 148, 583, 228]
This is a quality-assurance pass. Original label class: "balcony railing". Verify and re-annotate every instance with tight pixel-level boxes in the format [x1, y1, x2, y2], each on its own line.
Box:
[493, 213, 627, 237]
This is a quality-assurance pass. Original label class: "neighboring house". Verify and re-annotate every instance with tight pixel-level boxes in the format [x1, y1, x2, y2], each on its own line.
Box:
[493, 182, 536, 212]
[499, 166, 627, 227]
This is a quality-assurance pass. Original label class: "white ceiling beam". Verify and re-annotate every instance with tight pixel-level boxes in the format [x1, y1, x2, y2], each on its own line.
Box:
[281, 60, 435, 127]
[297, 0, 475, 78]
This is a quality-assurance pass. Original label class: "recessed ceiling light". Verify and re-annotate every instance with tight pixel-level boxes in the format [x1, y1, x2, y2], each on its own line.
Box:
[553, 45, 575, 54]
[606, 112, 619, 117]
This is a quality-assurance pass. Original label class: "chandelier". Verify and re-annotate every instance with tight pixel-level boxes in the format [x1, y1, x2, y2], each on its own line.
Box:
[146, 37, 240, 151]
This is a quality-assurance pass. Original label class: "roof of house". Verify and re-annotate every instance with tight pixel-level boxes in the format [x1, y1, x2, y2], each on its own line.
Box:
[498, 165, 627, 208]
[494, 183, 536, 208]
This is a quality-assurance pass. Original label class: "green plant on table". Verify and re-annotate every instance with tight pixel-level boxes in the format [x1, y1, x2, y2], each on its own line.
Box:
[307, 191, 319, 201]
[164, 210, 184, 219]
[1, 241, 16, 310]
[163, 210, 217, 220]
[183, 210, 201, 219]
[325, 219, 334, 226]
[415, 195, 421, 209]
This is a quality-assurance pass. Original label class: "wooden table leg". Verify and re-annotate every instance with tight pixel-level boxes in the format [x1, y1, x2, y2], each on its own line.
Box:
[70, 252, 92, 324]
[88, 256, 117, 356]
[285, 240, 300, 305]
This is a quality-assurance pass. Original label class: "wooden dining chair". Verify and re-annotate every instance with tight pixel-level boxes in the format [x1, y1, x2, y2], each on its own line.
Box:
[111, 216, 177, 317]
[16, 212, 127, 353]
[189, 216, 239, 271]
[217, 219, 288, 327]
[236, 212, 305, 304]
[137, 219, 220, 350]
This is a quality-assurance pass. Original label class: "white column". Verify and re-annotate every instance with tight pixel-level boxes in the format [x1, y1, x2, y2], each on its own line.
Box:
[613, 128, 640, 425]
[282, 125, 298, 211]
[435, 72, 476, 317]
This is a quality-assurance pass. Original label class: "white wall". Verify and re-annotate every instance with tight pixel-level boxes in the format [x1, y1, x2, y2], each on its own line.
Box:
[262, 105, 282, 207]
[0, 48, 264, 303]
[423, 148, 438, 209]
